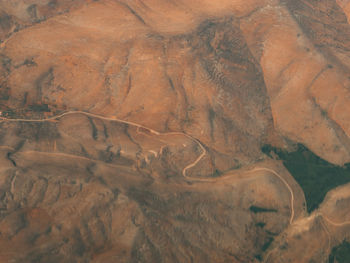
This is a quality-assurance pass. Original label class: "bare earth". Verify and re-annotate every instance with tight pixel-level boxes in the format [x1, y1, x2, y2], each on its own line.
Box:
[0, 0, 350, 262]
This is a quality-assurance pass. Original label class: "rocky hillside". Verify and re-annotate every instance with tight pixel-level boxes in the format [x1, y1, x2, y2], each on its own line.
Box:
[0, 0, 350, 262]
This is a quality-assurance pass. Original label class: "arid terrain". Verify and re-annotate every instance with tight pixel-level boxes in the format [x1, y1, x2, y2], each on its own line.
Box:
[0, 0, 350, 262]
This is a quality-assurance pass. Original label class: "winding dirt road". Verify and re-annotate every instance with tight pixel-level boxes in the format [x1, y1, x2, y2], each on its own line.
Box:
[4, 110, 350, 263]
[0, 111, 294, 205]
[0, 110, 207, 178]
[1, 111, 300, 261]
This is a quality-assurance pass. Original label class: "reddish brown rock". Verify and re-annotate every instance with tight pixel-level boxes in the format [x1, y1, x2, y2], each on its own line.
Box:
[0, 0, 350, 262]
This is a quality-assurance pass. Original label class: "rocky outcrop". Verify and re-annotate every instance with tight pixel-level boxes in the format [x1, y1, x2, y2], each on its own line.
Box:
[0, 0, 350, 262]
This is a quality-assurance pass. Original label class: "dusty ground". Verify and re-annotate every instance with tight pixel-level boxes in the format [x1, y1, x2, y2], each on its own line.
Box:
[0, 0, 350, 262]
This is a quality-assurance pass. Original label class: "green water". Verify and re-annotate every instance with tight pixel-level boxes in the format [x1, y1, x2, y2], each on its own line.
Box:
[262, 144, 350, 213]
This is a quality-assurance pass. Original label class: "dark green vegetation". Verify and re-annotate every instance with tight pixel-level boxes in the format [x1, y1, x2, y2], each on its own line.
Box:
[249, 206, 277, 214]
[262, 237, 274, 252]
[328, 240, 350, 263]
[262, 144, 350, 213]
[28, 103, 50, 112]
[255, 222, 266, 228]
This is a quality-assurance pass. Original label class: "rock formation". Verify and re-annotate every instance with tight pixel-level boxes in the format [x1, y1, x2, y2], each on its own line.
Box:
[0, 0, 350, 262]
